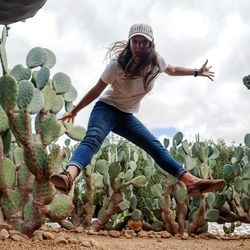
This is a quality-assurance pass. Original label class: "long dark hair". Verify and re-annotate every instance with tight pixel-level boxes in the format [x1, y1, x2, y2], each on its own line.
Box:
[106, 40, 160, 90]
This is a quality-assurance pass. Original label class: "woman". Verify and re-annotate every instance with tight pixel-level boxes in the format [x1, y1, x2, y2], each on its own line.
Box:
[50, 23, 224, 196]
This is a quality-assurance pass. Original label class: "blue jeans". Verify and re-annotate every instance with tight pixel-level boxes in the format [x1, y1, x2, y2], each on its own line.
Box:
[67, 101, 186, 178]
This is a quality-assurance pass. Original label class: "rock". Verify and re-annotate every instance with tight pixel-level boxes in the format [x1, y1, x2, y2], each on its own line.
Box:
[78, 238, 92, 247]
[148, 231, 160, 238]
[8, 230, 29, 240]
[161, 231, 172, 238]
[0, 228, 9, 240]
[0, 223, 12, 230]
[87, 229, 98, 235]
[40, 225, 48, 231]
[181, 232, 189, 240]
[62, 233, 71, 240]
[32, 233, 43, 241]
[98, 230, 109, 236]
[42, 231, 55, 240]
[68, 237, 79, 244]
[137, 230, 148, 238]
[54, 228, 60, 233]
[54, 236, 68, 244]
[11, 234, 26, 241]
[33, 230, 44, 236]
[109, 230, 121, 238]
[75, 226, 84, 233]
[89, 239, 99, 248]
[45, 222, 61, 229]
[124, 229, 137, 238]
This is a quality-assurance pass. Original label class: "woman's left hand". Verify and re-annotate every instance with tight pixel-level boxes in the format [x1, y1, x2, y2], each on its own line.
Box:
[199, 59, 214, 81]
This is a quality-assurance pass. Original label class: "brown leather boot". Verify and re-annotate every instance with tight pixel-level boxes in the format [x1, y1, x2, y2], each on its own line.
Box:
[49, 170, 73, 194]
[187, 179, 225, 197]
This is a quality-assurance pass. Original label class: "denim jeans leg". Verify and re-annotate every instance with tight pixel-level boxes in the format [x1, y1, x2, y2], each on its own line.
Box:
[67, 102, 120, 171]
[113, 114, 187, 178]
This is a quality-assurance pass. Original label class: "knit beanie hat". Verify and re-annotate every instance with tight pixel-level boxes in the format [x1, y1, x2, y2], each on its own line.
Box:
[128, 23, 154, 42]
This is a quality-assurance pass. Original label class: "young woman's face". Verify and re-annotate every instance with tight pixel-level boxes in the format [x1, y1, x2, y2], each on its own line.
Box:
[130, 35, 151, 64]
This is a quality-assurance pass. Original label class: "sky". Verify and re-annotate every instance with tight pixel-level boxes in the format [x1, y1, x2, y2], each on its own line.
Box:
[1, 0, 250, 145]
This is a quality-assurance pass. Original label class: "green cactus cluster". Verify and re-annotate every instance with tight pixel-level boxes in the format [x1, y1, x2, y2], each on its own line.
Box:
[0, 26, 86, 235]
[89, 143, 147, 231]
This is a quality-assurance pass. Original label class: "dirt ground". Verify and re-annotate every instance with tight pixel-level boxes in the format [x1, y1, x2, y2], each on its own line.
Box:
[1, 234, 250, 250]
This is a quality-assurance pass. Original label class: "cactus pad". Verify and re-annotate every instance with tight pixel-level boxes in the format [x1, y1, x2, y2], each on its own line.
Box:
[10, 64, 31, 81]
[1, 191, 22, 218]
[224, 164, 234, 178]
[2, 129, 12, 155]
[173, 132, 183, 146]
[40, 115, 61, 145]
[52, 72, 71, 94]
[151, 184, 163, 198]
[108, 162, 121, 179]
[13, 147, 24, 166]
[205, 208, 219, 222]
[33, 180, 55, 204]
[34, 143, 48, 172]
[151, 220, 164, 231]
[11, 110, 29, 142]
[26, 47, 47, 68]
[45, 194, 74, 220]
[0, 158, 16, 190]
[1, 26, 7, 46]
[92, 173, 104, 188]
[65, 101, 74, 112]
[31, 70, 39, 84]
[0, 74, 18, 112]
[42, 85, 64, 113]
[174, 184, 188, 200]
[118, 199, 130, 211]
[17, 80, 35, 108]
[43, 48, 56, 69]
[234, 176, 244, 193]
[206, 193, 215, 208]
[65, 126, 86, 141]
[95, 159, 108, 175]
[36, 67, 50, 89]
[28, 88, 45, 114]
[129, 175, 147, 188]
[0, 105, 9, 133]
[244, 134, 250, 148]
[131, 209, 142, 220]
[47, 145, 66, 176]
[63, 85, 77, 102]
[0, 43, 8, 73]
[120, 169, 134, 181]
[17, 163, 30, 187]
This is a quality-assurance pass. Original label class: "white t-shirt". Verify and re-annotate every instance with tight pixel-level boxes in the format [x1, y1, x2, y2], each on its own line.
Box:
[99, 54, 168, 113]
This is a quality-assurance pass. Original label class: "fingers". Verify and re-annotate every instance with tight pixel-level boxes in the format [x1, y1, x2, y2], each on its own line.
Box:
[58, 115, 73, 123]
[207, 75, 214, 81]
[202, 59, 208, 67]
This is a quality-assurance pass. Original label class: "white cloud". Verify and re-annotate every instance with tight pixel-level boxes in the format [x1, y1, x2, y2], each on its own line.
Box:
[1, 0, 250, 145]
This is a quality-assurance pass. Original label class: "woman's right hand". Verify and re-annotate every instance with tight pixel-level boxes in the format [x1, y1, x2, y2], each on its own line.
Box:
[59, 110, 77, 123]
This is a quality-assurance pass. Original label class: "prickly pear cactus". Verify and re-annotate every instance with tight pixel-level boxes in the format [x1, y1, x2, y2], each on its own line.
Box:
[0, 26, 84, 235]
[89, 143, 147, 231]
[0, 0, 47, 25]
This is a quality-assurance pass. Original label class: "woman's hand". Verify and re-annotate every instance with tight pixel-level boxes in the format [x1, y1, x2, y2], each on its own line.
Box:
[59, 110, 77, 123]
[198, 59, 214, 81]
